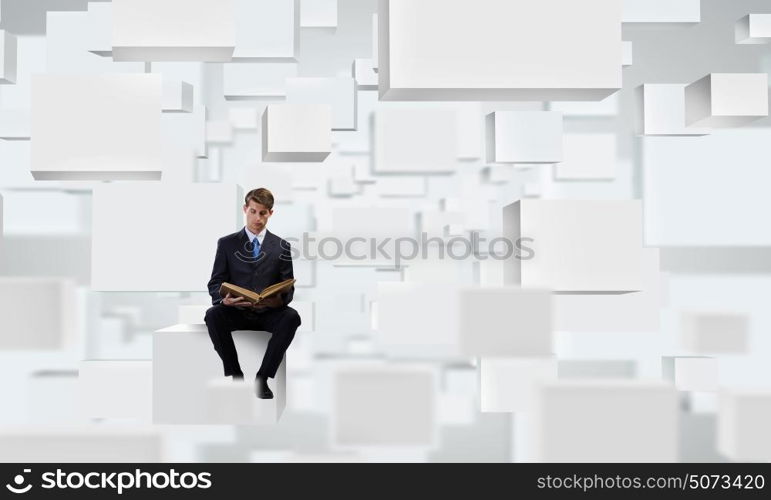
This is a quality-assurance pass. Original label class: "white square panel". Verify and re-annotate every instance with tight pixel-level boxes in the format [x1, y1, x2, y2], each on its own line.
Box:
[31, 74, 163, 181]
[92, 183, 242, 291]
[380, 0, 622, 101]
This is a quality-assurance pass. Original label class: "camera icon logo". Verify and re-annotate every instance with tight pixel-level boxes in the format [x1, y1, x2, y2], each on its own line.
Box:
[5, 469, 32, 494]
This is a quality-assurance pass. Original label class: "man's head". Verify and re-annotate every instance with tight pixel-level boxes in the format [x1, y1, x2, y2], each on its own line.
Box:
[243, 188, 274, 235]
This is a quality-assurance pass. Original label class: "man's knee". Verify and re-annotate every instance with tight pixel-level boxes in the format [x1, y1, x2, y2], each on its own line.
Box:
[284, 307, 301, 328]
[204, 304, 229, 325]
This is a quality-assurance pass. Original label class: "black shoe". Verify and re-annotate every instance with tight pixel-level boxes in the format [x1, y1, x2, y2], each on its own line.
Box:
[255, 375, 274, 399]
[230, 373, 244, 381]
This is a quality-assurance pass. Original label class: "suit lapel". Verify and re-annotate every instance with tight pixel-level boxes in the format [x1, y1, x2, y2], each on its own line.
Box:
[252, 229, 277, 273]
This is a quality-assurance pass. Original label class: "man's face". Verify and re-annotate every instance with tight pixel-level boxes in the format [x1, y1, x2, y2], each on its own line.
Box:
[243, 200, 273, 234]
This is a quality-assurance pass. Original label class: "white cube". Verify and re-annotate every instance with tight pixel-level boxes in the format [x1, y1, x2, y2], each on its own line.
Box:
[262, 104, 331, 162]
[153, 324, 286, 424]
[300, 0, 337, 28]
[91, 183, 242, 291]
[86, 2, 112, 56]
[0, 278, 78, 350]
[503, 200, 644, 292]
[0, 108, 30, 140]
[374, 107, 457, 173]
[31, 74, 163, 181]
[459, 287, 553, 357]
[685, 73, 769, 127]
[485, 111, 563, 164]
[662, 356, 718, 392]
[0, 427, 161, 462]
[480, 357, 557, 412]
[532, 381, 678, 462]
[353, 58, 378, 90]
[736, 14, 771, 44]
[0, 29, 17, 83]
[554, 248, 662, 333]
[162, 79, 194, 113]
[286, 77, 356, 130]
[333, 364, 436, 447]
[234, 0, 298, 58]
[78, 360, 153, 421]
[379, 0, 622, 101]
[637, 84, 710, 136]
[681, 312, 749, 354]
[718, 389, 771, 462]
[622, 0, 700, 24]
[112, 0, 235, 61]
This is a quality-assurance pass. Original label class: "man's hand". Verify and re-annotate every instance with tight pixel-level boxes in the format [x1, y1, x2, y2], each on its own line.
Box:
[255, 295, 283, 309]
[222, 293, 252, 308]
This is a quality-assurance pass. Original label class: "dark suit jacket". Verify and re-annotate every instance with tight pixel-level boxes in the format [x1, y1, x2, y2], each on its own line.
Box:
[207, 228, 295, 307]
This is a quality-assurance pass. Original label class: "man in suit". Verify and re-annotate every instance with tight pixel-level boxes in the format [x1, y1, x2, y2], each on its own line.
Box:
[205, 187, 301, 399]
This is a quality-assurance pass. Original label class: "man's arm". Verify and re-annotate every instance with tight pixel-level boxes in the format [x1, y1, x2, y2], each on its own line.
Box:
[207, 238, 229, 305]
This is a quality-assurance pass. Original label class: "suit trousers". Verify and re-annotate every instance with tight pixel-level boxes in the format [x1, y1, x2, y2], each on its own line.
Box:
[204, 304, 301, 378]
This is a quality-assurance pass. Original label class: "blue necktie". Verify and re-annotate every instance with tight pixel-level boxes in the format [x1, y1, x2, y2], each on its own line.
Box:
[252, 237, 261, 259]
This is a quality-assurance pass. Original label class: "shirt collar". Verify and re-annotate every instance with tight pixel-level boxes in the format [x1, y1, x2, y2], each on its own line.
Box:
[244, 226, 267, 244]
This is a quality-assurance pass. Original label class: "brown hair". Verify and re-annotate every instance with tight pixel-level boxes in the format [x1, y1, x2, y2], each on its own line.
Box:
[244, 188, 274, 210]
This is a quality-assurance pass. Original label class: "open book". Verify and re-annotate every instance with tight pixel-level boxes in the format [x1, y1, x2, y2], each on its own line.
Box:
[219, 278, 296, 305]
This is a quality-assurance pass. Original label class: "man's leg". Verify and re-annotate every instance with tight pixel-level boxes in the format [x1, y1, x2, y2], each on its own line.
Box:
[253, 306, 302, 378]
[204, 305, 255, 377]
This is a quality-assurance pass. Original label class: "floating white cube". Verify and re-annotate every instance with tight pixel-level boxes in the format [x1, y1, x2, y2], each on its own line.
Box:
[0, 427, 162, 462]
[286, 77, 356, 130]
[736, 14, 771, 44]
[377, 284, 552, 359]
[300, 0, 337, 28]
[557, 360, 637, 380]
[86, 2, 112, 56]
[554, 248, 663, 333]
[532, 381, 678, 462]
[643, 129, 771, 246]
[91, 183, 242, 291]
[459, 287, 553, 357]
[0, 29, 17, 83]
[480, 357, 557, 412]
[78, 360, 153, 421]
[234, 0, 298, 59]
[376, 282, 464, 359]
[353, 58, 378, 90]
[637, 84, 710, 136]
[485, 111, 563, 164]
[31, 74, 163, 180]
[662, 356, 718, 392]
[0, 278, 77, 350]
[333, 364, 436, 447]
[685, 73, 769, 127]
[379, 0, 622, 101]
[374, 107, 457, 173]
[153, 324, 286, 424]
[622, 41, 633, 66]
[262, 104, 331, 162]
[554, 133, 616, 180]
[112, 0, 235, 61]
[622, 0, 700, 24]
[0, 108, 30, 140]
[503, 200, 644, 292]
[681, 312, 749, 354]
[718, 389, 771, 462]
[162, 79, 193, 113]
